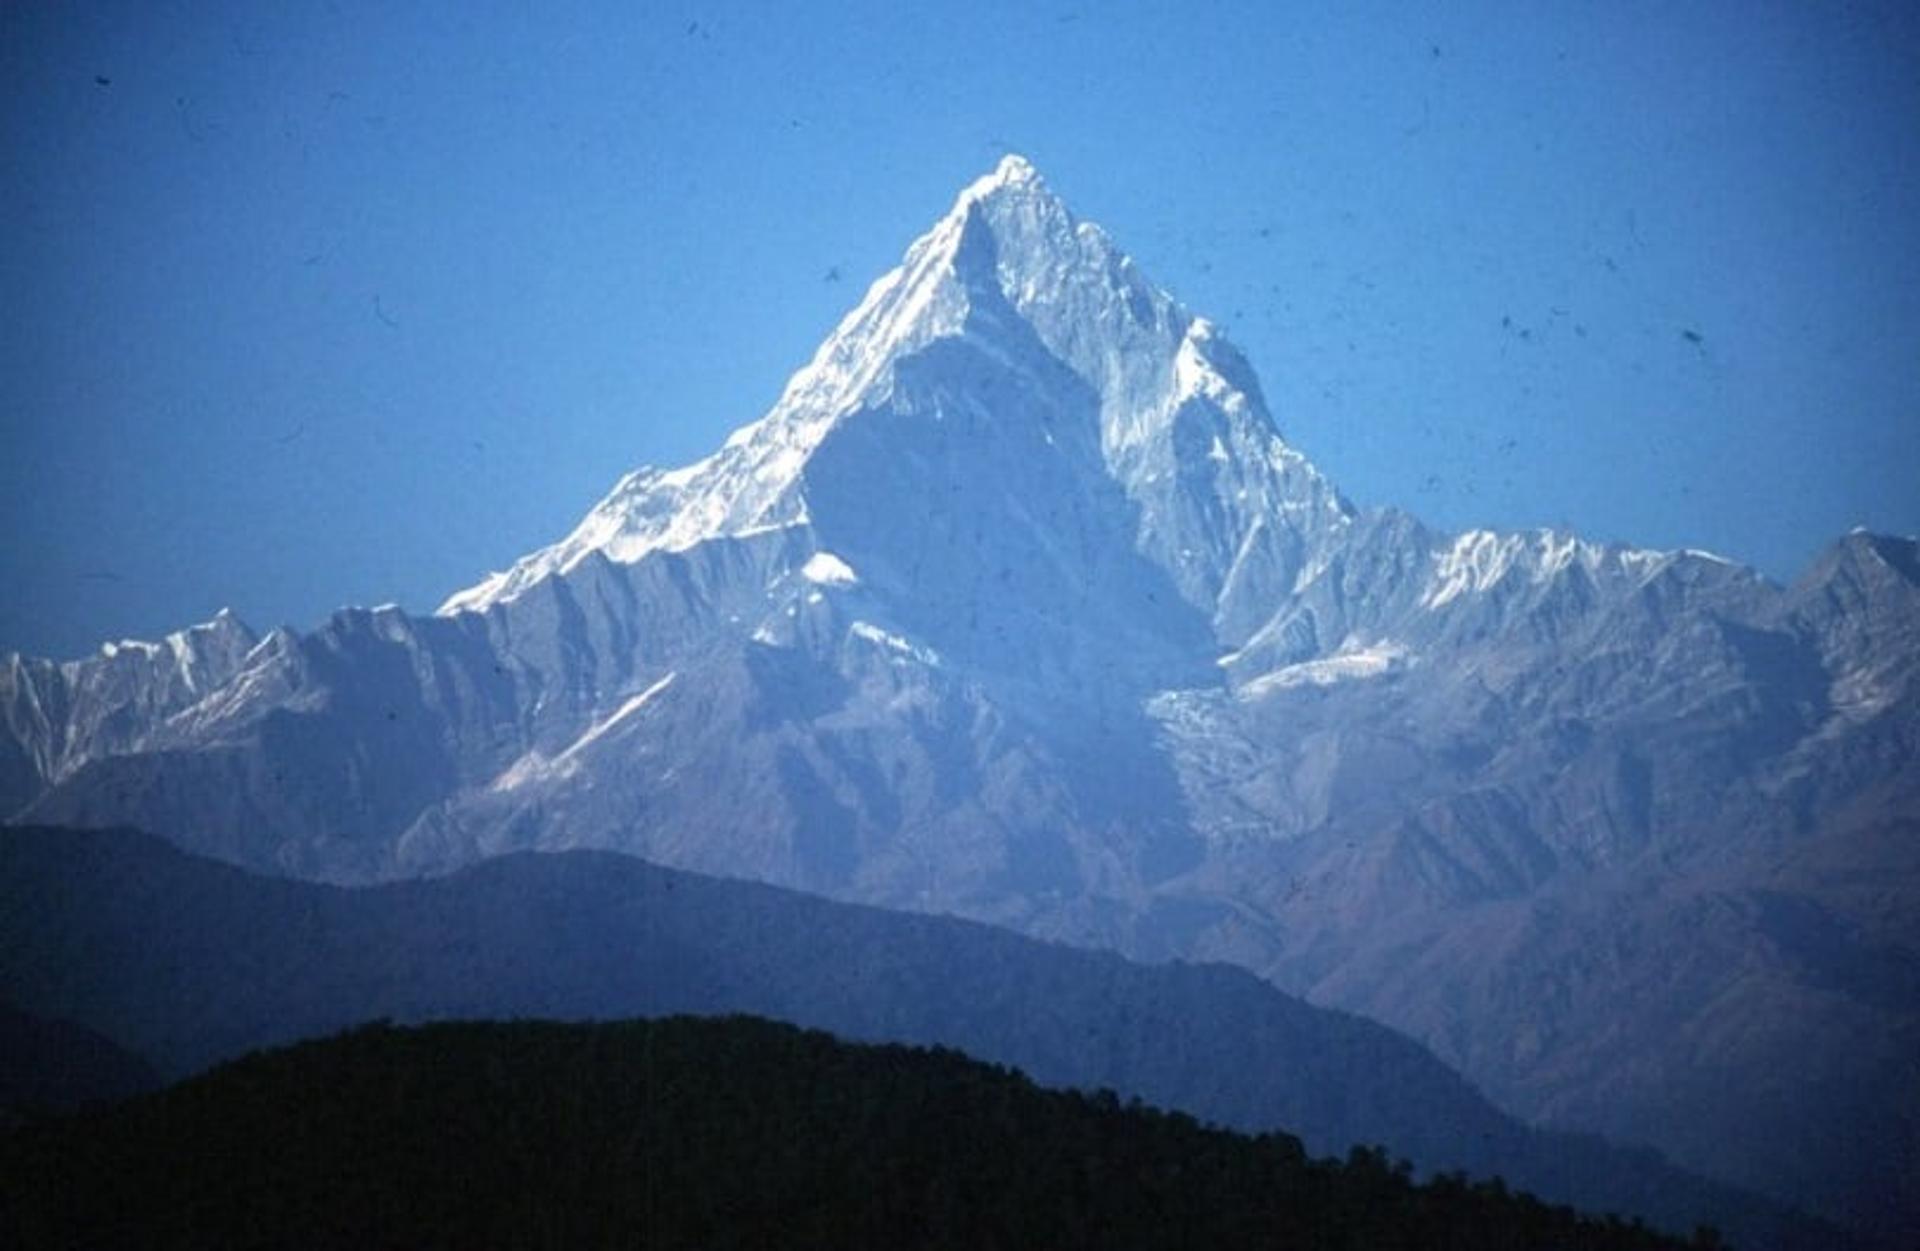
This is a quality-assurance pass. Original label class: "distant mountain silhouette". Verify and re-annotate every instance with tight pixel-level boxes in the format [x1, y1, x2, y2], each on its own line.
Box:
[0, 1002, 159, 1119]
[0, 825, 1838, 1248]
[0, 1016, 1724, 1250]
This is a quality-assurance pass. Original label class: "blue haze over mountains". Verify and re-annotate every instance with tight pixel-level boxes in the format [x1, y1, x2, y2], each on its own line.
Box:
[0, 825, 1837, 1250]
[4, 159, 1917, 1243]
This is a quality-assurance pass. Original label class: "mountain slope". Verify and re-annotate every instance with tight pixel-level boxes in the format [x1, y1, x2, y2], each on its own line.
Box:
[0, 825, 1830, 1248]
[0, 1003, 160, 1118]
[3, 157, 1914, 1239]
[2, 1017, 1728, 1251]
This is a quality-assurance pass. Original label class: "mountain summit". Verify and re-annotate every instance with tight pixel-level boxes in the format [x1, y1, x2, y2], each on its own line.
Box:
[440, 155, 1349, 658]
[436, 157, 1759, 686]
[5, 158, 1916, 1241]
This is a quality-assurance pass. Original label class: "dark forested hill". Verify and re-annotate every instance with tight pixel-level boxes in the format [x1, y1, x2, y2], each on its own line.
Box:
[0, 1003, 160, 1118]
[0, 825, 1836, 1248]
[1, 1015, 1723, 1251]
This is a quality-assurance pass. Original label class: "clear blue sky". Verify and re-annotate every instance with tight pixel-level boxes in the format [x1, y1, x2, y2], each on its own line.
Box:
[4, 1, 1917, 659]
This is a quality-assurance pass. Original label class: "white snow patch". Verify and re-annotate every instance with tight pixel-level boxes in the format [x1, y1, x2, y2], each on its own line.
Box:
[1424, 530, 1523, 608]
[849, 620, 941, 666]
[1169, 321, 1246, 418]
[802, 551, 859, 586]
[491, 671, 678, 791]
[1290, 549, 1332, 595]
[1239, 640, 1409, 698]
[1221, 515, 1266, 590]
[563, 672, 677, 758]
[489, 750, 565, 792]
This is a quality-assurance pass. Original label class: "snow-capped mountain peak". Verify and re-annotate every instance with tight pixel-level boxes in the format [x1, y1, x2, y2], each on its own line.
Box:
[441, 159, 1056, 615]
[439, 156, 1345, 621]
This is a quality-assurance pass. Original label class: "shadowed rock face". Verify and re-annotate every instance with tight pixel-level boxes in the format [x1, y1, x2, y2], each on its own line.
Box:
[4, 158, 1916, 1240]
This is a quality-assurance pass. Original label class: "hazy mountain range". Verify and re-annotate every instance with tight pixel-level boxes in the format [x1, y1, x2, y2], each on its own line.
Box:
[0, 825, 1831, 1248]
[4, 156, 1915, 1240]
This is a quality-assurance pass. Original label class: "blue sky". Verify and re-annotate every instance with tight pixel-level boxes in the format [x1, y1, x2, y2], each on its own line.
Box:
[4, 0, 1917, 658]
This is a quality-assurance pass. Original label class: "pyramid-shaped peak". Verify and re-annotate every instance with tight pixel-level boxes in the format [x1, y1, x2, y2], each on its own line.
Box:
[440, 156, 1342, 618]
[948, 153, 1067, 227]
[996, 151, 1038, 179]
[981, 152, 1043, 190]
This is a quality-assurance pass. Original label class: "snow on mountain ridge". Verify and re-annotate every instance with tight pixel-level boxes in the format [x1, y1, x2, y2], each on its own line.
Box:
[438, 155, 1338, 619]
[93, 608, 248, 672]
[1420, 528, 1746, 610]
[0, 607, 261, 790]
[434, 155, 1740, 664]
[440, 158, 1047, 616]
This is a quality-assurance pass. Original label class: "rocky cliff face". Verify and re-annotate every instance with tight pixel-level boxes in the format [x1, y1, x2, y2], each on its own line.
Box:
[6, 156, 1916, 1239]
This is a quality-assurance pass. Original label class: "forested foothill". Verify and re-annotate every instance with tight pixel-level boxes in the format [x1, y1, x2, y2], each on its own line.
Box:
[0, 1016, 1733, 1250]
